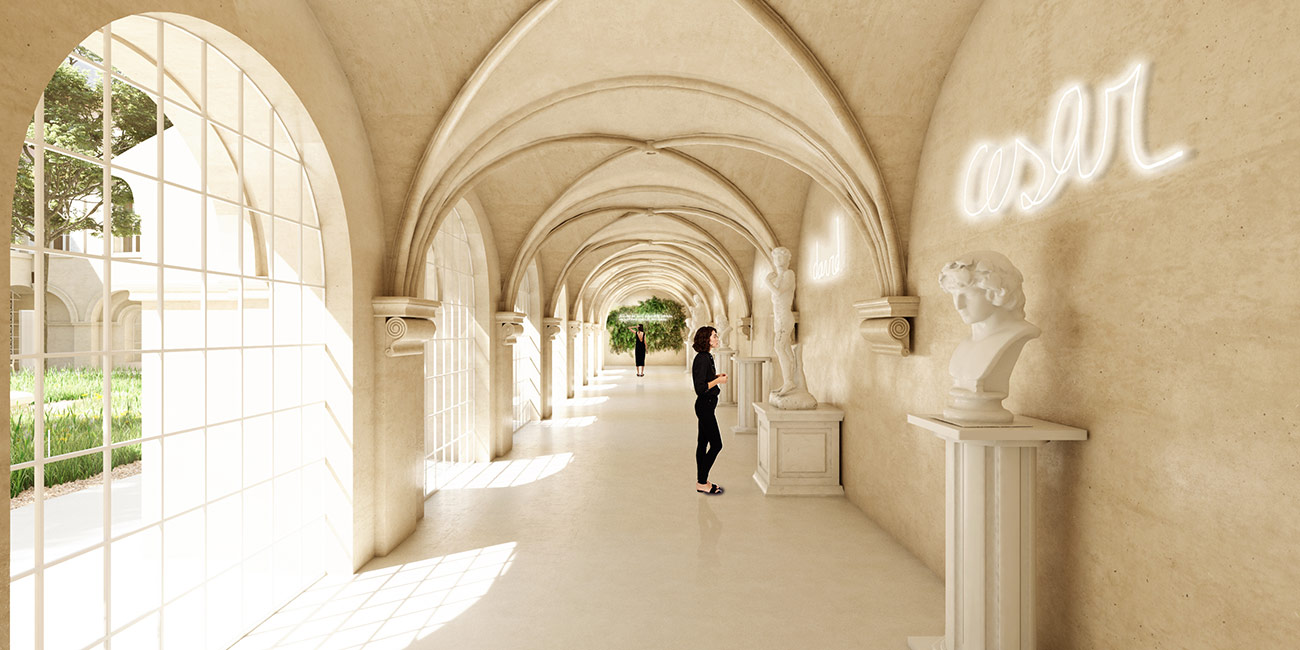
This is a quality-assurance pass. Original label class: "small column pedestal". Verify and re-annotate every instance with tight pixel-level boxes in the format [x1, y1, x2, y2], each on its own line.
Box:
[753, 403, 843, 496]
[731, 356, 770, 434]
[715, 348, 736, 406]
[906, 414, 1086, 650]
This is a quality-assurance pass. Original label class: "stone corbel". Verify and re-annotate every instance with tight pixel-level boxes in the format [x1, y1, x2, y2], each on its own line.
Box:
[567, 322, 583, 340]
[374, 296, 440, 357]
[736, 317, 752, 341]
[855, 296, 920, 357]
[543, 317, 563, 341]
[495, 311, 526, 346]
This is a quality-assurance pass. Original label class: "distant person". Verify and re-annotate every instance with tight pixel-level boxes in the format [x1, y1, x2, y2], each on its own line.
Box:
[628, 323, 648, 377]
[691, 326, 727, 494]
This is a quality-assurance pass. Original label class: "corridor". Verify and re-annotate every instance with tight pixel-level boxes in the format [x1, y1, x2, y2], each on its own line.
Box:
[233, 367, 943, 650]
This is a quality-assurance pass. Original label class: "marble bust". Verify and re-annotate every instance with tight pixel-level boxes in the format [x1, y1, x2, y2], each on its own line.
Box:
[939, 251, 1039, 425]
[764, 246, 816, 409]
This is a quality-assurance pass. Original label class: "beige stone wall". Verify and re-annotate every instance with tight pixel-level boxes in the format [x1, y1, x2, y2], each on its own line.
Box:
[799, 0, 1300, 646]
[796, 182, 947, 573]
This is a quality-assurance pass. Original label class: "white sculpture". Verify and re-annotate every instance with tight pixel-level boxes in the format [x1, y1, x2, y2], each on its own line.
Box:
[716, 315, 732, 349]
[938, 251, 1040, 425]
[690, 295, 709, 330]
[764, 247, 816, 410]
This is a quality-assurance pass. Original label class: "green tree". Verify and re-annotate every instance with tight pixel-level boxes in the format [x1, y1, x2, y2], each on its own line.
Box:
[12, 47, 160, 249]
[605, 296, 688, 354]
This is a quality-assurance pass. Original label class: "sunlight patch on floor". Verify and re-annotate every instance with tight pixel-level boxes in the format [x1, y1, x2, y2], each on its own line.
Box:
[437, 454, 574, 490]
[232, 543, 517, 650]
[564, 396, 608, 406]
[538, 415, 597, 428]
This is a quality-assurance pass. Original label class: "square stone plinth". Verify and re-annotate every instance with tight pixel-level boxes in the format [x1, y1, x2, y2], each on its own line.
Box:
[753, 403, 844, 496]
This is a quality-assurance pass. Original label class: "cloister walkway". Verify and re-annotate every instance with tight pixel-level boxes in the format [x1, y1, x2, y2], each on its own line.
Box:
[234, 365, 943, 650]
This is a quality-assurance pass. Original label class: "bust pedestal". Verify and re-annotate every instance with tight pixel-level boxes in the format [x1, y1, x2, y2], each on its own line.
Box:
[715, 348, 736, 406]
[905, 414, 1086, 650]
[753, 403, 844, 496]
[731, 357, 769, 434]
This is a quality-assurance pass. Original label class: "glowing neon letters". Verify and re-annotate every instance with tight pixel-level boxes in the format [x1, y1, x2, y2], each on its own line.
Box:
[960, 63, 1185, 218]
[617, 313, 672, 322]
[812, 215, 844, 280]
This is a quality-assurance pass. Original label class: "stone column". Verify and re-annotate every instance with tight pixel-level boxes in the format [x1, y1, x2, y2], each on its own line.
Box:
[906, 415, 1087, 650]
[587, 322, 599, 379]
[541, 317, 562, 419]
[371, 296, 440, 555]
[731, 356, 770, 434]
[582, 321, 592, 382]
[566, 321, 582, 398]
[714, 347, 736, 406]
[493, 312, 525, 458]
[596, 324, 607, 373]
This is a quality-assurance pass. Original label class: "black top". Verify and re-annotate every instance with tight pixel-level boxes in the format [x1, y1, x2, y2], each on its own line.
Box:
[692, 351, 720, 399]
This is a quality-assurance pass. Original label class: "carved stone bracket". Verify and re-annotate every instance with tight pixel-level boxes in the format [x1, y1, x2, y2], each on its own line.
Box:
[543, 317, 563, 341]
[495, 311, 526, 346]
[567, 321, 583, 339]
[736, 316, 752, 341]
[374, 296, 441, 357]
[855, 296, 920, 357]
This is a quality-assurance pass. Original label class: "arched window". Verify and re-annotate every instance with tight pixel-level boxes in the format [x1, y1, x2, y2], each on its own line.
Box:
[424, 207, 476, 494]
[512, 265, 541, 431]
[9, 16, 327, 649]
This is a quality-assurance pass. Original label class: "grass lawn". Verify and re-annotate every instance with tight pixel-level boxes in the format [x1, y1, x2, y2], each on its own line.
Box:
[10, 367, 143, 498]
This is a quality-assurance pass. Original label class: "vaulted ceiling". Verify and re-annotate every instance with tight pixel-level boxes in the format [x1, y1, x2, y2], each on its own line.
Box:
[302, 0, 984, 320]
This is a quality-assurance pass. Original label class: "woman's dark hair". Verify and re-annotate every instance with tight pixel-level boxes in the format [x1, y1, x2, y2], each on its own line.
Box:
[692, 326, 716, 353]
[636, 324, 644, 332]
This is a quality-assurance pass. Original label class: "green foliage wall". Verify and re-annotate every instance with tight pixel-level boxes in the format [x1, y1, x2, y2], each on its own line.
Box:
[605, 296, 687, 355]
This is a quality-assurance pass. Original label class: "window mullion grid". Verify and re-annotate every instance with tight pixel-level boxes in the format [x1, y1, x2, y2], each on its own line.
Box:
[154, 20, 168, 644]
[101, 25, 115, 649]
[235, 56, 254, 602]
[198, 39, 213, 638]
[22, 140, 103, 168]
[32, 82, 47, 650]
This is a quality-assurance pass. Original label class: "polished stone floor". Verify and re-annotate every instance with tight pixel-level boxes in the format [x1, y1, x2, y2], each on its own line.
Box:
[234, 365, 943, 650]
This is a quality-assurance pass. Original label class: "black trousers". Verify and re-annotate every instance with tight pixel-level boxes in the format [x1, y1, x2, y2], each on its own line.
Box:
[695, 397, 722, 484]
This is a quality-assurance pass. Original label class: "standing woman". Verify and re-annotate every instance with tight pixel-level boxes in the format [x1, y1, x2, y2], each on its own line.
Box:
[691, 326, 727, 494]
[629, 324, 648, 377]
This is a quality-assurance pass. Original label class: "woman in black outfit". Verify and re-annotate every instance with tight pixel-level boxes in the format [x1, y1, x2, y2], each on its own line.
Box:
[691, 326, 727, 494]
[629, 324, 647, 376]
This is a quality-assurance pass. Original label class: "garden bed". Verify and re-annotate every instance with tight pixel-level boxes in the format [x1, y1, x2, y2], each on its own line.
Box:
[9, 367, 143, 498]
[10, 459, 142, 510]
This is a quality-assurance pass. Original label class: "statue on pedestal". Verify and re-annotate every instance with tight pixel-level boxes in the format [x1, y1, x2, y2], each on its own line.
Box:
[764, 247, 816, 410]
[690, 295, 709, 331]
[938, 251, 1040, 425]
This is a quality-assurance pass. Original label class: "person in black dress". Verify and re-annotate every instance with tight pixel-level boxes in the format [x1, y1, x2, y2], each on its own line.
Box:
[628, 324, 647, 376]
[691, 326, 727, 494]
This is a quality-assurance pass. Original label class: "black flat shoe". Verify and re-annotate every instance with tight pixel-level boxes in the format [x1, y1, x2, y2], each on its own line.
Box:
[697, 484, 724, 495]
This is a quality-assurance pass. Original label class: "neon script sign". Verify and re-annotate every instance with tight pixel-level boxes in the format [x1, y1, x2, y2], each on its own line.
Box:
[960, 63, 1186, 218]
[812, 216, 844, 280]
[617, 313, 672, 322]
